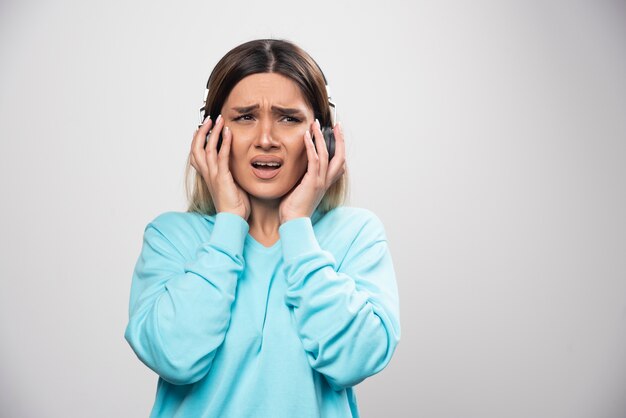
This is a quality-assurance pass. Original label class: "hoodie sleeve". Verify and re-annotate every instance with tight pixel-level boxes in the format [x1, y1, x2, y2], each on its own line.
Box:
[278, 211, 401, 391]
[124, 212, 249, 385]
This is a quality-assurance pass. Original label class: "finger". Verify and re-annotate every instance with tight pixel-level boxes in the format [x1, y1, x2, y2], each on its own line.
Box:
[205, 114, 224, 177]
[192, 117, 213, 176]
[197, 114, 212, 135]
[326, 121, 346, 183]
[218, 125, 232, 176]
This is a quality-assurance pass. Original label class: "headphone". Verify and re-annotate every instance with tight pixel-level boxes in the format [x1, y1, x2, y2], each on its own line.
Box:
[199, 64, 337, 161]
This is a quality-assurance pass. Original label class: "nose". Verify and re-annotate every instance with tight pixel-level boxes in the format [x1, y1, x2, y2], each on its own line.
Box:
[254, 118, 280, 151]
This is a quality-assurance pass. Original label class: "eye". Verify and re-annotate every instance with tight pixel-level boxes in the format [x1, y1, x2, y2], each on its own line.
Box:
[234, 114, 255, 121]
[281, 115, 302, 123]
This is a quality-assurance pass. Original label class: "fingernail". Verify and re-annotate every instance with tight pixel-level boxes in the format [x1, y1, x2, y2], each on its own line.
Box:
[202, 114, 211, 124]
[216, 114, 222, 123]
[315, 118, 321, 128]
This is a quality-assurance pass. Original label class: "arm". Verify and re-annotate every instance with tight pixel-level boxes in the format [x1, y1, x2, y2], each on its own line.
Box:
[279, 212, 401, 391]
[124, 212, 249, 385]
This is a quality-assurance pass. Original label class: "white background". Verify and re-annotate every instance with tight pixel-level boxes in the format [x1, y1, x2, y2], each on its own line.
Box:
[1, 0, 625, 417]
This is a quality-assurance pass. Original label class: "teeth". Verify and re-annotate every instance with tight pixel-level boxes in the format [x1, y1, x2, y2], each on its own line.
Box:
[253, 162, 281, 167]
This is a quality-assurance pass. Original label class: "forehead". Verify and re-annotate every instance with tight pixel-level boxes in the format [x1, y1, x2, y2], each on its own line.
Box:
[224, 73, 309, 108]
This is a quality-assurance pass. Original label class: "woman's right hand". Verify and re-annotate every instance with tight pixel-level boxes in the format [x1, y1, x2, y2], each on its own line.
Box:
[190, 114, 251, 221]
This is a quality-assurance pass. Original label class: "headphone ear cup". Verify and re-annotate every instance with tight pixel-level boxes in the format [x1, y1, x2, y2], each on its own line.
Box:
[321, 126, 336, 161]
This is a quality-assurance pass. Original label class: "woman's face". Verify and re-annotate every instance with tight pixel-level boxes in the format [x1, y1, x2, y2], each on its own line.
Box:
[221, 72, 314, 202]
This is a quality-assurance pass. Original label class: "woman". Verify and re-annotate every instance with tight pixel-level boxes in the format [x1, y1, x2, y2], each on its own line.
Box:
[124, 38, 401, 418]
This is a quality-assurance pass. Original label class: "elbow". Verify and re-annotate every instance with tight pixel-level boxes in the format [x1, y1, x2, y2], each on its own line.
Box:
[323, 372, 366, 392]
[124, 322, 211, 386]
[150, 352, 211, 386]
[154, 362, 209, 386]
[316, 325, 401, 392]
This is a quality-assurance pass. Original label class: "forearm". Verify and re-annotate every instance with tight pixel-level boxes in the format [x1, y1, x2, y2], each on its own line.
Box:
[124, 212, 249, 385]
[279, 216, 401, 390]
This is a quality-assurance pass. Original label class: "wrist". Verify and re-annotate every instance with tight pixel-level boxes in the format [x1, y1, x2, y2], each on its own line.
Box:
[280, 213, 309, 225]
[278, 216, 321, 262]
[218, 210, 248, 222]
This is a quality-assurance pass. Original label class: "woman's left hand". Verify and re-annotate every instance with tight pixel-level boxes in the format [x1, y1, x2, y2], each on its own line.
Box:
[279, 119, 346, 224]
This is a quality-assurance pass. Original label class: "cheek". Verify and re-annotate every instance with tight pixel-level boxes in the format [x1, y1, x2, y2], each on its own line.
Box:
[293, 146, 309, 178]
[227, 140, 247, 172]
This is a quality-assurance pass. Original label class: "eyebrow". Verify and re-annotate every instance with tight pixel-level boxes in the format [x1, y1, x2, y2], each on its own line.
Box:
[231, 104, 306, 115]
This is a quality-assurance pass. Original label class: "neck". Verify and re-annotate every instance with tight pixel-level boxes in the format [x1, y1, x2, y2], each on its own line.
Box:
[248, 196, 281, 236]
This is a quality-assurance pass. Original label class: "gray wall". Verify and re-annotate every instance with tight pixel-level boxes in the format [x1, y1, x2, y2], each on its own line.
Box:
[1, 0, 625, 417]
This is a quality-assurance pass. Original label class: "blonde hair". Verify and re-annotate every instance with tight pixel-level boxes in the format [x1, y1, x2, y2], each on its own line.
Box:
[185, 39, 349, 217]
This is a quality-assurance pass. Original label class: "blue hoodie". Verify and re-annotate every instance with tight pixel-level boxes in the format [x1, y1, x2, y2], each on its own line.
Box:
[124, 206, 401, 417]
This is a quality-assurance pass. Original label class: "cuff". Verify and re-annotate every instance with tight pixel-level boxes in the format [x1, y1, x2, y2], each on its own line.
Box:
[279, 217, 321, 261]
[209, 212, 249, 255]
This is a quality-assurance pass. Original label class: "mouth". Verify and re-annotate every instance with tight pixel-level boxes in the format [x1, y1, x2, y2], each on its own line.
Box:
[251, 160, 282, 180]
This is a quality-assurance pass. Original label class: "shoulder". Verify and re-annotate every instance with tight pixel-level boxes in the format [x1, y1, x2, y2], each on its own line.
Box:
[147, 210, 212, 231]
[316, 206, 387, 243]
[143, 211, 216, 254]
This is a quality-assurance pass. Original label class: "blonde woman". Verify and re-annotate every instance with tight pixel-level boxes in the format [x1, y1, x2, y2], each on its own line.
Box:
[124, 38, 401, 418]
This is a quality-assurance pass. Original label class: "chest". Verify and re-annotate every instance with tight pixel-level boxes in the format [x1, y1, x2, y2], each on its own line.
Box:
[220, 250, 299, 354]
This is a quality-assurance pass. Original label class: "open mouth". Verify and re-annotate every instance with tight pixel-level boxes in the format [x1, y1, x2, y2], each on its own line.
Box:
[251, 161, 282, 170]
[251, 161, 282, 179]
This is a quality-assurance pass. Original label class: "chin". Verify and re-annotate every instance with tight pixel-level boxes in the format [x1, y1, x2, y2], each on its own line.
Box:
[242, 182, 290, 201]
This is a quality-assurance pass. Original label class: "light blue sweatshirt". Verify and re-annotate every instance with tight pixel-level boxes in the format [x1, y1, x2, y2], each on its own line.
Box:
[124, 206, 401, 417]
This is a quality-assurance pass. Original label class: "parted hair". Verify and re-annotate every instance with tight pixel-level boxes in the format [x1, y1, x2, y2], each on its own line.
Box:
[184, 38, 349, 216]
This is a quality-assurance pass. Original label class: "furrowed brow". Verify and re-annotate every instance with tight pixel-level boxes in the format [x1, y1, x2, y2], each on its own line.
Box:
[232, 104, 260, 113]
[271, 106, 305, 116]
[231, 104, 306, 116]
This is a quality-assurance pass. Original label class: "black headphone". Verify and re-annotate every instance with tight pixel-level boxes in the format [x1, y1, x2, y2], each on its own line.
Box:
[199, 65, 337, 161]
